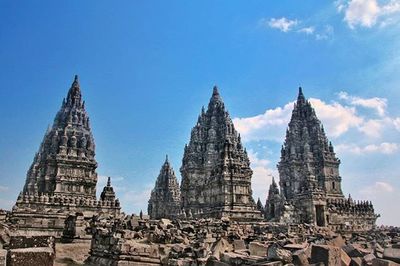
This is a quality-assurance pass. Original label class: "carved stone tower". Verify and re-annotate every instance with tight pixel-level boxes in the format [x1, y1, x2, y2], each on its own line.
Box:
[148, 156, 181, 219]
[278, 87, 344, 201]
[11, 76, 120, 236]
[269, 87, 378, 230]
[180, 87, 261, 220]
[22, 75, 98, 199]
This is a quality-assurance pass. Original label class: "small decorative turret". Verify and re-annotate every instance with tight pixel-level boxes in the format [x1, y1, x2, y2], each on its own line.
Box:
[100, 177, 116, 202]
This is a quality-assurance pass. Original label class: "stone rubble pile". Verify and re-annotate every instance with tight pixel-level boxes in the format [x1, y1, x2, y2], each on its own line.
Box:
[0, 222, 55, 266]
[84, 214, 400, 266]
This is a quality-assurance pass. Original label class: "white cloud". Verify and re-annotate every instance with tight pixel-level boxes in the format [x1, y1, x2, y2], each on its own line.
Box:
[338, 91, 387, 116]
[393, 117, 400, 131]
[234, 97, 363, 142]
[0, 186, 9, 192]
[298, 26, 315, 34]
[336, 142, 400, 154]
[233, 102, 293, 142]
[264, 17, 299, 32]
[247, 150, 278, 203]
[338, 0, 400, 28]
[358, 119, 386, 137]
[309, 98, 362, 137]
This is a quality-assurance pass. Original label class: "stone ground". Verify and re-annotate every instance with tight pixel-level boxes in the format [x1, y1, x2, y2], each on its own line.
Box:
[54, 240, 91, 266]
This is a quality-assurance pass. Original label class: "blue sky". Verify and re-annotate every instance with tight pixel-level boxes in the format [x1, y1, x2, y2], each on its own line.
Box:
[0, 1, 399, 225]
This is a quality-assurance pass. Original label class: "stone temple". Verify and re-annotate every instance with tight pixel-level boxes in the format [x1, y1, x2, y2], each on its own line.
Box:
[264, 88, 379, 231]
[10, 76, 121, 236]
[180, 87, 261, 220]
[148, 156, 181, 219]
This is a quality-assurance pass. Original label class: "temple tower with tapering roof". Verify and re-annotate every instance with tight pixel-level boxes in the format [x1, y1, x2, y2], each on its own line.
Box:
[267, 87, 378, 230]
[11, 76, 121, 236]
[180, 87, 261, 220]
[22, 75, 98, 199]
[148, 156, 181, 219]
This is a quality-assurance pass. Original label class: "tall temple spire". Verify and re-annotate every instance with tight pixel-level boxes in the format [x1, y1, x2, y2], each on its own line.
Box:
[22, 75, 97, 198]
[297, 86, 306, 105]
[13, 76, 120, 234]
[279, 87, 342, 200]
[148, 157, 181, 219]
[180, 86, 260, 220]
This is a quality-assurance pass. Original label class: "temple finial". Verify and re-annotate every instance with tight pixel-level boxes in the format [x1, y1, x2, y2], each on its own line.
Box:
[165, 154, 169, 163]
[107, 176, 111, 186]
[213, 85, 219, 95]
[297, 86, 305, 102]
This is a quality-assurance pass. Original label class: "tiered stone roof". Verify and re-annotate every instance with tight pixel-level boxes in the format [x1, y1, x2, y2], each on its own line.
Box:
[180, 87, 261, 220]
[148, 156, 181, 219]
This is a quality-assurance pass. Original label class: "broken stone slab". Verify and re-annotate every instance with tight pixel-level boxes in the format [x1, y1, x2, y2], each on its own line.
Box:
[233, 239, 246, 251]
[364, 253, 377, 265]
[267, 243, 293, 263]
[343, 244, 366, 257]
[372, 258, 400, 266]
[292, 249, 309, 266]
[310, 244, 341, 266]
[8, 247, 55, 266]
[284, 242, 308, 251]
[249, 241, 268, 257]
[341, 248, 351, 266]
[384, 248, 400, 263]
[210, 238, 233, 260]
[351, 257, 363, 266]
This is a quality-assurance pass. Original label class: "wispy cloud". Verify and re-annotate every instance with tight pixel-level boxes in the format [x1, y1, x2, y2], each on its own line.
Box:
[262, 17, 299, 32]
[336, 142, 400, 154]
[298, 26, 315, 35]
[338, 91, 387, 116]
[0, 186, 9, 192]
[260, 17, 334, 41]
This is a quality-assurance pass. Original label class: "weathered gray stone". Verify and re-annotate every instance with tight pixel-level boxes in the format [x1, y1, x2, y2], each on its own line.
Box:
[180, 87, 261, 220]
[372, 258, 400, 266]
[310, 244, 341, 266]
[10, 76, 121, 236]
[249, 241, 268, 257]
[8, 247, 55, 266]
[148, 157, 181, 219]
[383, 248, 400, 263]
[267, 88, 378, 230]
[267, 244, 293, 263]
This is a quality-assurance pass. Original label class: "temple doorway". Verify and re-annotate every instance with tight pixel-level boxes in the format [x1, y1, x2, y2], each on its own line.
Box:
[315, 205, 325, 226]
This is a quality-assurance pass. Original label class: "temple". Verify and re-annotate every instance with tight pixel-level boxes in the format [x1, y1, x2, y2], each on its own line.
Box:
[148, 156, 181, 219]
[10, 76, 121, 236]
[265, 88, 379, 231]
[180, 87, 261, 220]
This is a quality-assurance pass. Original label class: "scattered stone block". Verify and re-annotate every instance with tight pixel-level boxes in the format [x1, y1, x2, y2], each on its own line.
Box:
[268, 243, 293, 263]
[383, 248, 400, 263]
[8, 247, 55, 266]
[249, 241, 268, 257]
[372, 258, 400, 266]
[310, 244, 341, 266]
[233, 239, 246, 251]
[341, 248, 351, 266]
